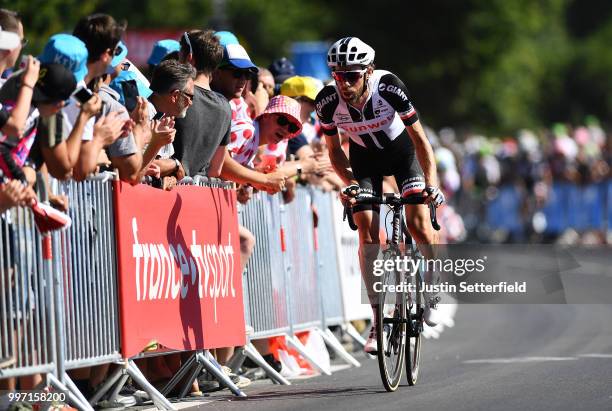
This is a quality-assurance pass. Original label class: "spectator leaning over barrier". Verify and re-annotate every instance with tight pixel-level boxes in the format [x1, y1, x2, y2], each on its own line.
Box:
[0, 62, 77, 232]
[172, 29, 231, 179]
[277, 75, 339, 191]
[140, 60, 196, 184]
[71, 13, 143, 184]
[0, 63, 77, 183]
[32, 34, 104, 181]
[209, 43, 285, 192]
[209, 41, 290, 387]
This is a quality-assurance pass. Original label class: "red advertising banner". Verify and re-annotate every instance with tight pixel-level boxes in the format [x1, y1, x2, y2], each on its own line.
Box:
[113, 181, 245, 358]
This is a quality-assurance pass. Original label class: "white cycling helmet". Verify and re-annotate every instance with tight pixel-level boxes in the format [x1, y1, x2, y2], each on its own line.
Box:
[327, 37, 375, 69]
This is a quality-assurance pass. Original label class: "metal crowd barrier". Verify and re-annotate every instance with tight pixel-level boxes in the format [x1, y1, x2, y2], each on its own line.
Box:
[0, 206, 55, 379]
[282, 188, 321, 332]
[2, 177, 367, 408]
[239, 192, 290, 338]
[56, 175, 122, 371]
[312, 189, 344, 328]
[239, 186, 366, 375]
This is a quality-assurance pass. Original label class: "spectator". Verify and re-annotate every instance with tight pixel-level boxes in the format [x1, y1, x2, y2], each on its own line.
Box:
[268, 57, 295, 95]
[204, 40, 285, 192]
[0, 52, 39, 139]
[105, 40, 127, 79]
[143, 60, 196, 182]
[71, 13, 143, 184]
[0, 63, 77, 183]
[147, 39, 180, 77]
[274, 76, 320, 159]
[209, 41, 290, 387]
[0, 9, 25, 81]
[258, 67, 275, 99]
[214, 30, 239, 46]
[35, 34, 99, 180]
[266, 77, 333, 189]
[172, 30, 231, 179]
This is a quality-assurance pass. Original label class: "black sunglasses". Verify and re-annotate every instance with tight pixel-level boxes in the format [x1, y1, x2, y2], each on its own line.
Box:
[113, 44, 123, 56]
[276, 115, 299, 134]
[180, 90, 194, 101]
[332, 69, 366, 84]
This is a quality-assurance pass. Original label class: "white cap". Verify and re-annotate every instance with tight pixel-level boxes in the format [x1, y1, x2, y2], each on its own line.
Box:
[0, 26, 20, 50]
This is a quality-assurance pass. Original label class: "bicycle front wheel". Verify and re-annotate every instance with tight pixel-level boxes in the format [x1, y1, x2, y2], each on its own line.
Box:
[376, 252, 407, 392]
[405, 254, 423, 386]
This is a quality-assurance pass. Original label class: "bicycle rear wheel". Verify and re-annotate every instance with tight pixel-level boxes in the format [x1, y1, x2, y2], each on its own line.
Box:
[376, 249, 406, 392]
[405, 249, 423, 386]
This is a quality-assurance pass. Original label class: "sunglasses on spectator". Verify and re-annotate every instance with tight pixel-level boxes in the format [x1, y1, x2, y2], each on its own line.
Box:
[332, 69, 367, 84]
[276, 115, 299, 134]
[182, 32, 193, 55]
[179, 90, 194, 102]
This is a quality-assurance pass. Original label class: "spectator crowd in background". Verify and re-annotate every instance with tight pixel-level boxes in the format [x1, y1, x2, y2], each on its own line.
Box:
[0, 8, 610, 408]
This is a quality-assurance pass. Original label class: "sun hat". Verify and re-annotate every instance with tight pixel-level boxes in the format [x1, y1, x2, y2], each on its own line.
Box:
[256, 95, 302, 137]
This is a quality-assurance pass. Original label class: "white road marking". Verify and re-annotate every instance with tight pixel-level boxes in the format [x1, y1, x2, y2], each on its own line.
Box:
[578, 353, 612, 358]
[463, 356, 576, 364]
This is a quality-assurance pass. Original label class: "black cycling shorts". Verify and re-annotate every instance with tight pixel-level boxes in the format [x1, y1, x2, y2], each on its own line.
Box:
[349, 130, 425, 212]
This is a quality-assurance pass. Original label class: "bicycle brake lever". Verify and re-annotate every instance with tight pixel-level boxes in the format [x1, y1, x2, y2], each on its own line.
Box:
[429, 203, 441, 231]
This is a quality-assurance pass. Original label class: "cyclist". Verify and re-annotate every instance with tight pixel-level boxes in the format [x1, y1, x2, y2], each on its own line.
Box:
[315, 37, 445, 354]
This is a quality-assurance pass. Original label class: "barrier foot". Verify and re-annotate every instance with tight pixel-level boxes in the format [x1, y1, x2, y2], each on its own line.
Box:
[107, 372, 130, 402]
[63, 373, 95, 411]
[48, 373, 93, 411]
[196, 351, 247, 398]
[88, 365, 124, 405]
[317, 328, 361, 368]
[244, 342, 291, 385]
[284, 333, 331, 376]
[160, 354, 196, 397]
[344, 323, 367, 349]
[177, 359, 203, 400]
[127, 360, 175, 410]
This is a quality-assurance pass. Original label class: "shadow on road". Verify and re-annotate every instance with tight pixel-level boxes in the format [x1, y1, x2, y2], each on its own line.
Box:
[218, 386, 385, 402]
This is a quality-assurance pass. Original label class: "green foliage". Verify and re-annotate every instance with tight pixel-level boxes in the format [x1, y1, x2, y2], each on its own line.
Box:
[5, 0, 611, 132]
[225, 0, 334, 64]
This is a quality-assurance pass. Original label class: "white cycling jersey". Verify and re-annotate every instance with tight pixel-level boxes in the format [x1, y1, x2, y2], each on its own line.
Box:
[315, 70, 418, 150]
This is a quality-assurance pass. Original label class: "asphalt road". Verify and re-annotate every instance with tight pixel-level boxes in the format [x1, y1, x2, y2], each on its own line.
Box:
[187, 304, 612, 411]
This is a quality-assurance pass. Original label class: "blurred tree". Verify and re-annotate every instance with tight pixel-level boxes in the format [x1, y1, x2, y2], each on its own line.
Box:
[11, 0, 102, 52]
[225, 0, 334, 63]
[561, 0, 612, 124]
[5, 0, 611, 132]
